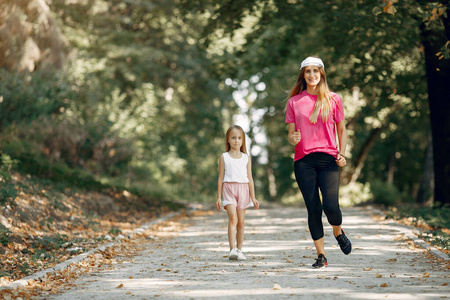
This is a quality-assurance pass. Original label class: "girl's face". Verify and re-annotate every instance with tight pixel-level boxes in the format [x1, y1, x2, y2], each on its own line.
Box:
[303, 66, 321, 88]
[228, 128, 244, 151]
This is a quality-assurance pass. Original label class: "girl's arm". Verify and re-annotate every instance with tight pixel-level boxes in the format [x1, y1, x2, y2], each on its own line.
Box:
[287, 123, 301, 145]
[216, 155, 225, 211]
[246, 156, 259, 209]
[335, 120, 347, 167]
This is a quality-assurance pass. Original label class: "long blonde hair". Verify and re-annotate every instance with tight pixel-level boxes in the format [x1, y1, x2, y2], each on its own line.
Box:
[224, 125, 247, 153]
[285, 57, 337, 124]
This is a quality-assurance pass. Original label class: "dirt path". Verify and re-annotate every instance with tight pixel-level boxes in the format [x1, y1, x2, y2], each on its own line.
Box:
[38, 206, 449, 299]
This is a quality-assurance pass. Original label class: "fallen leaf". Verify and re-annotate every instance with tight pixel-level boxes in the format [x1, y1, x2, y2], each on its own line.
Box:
[380, 283, 388, 287]
[376, 273, 382, 278]
[363, 267, 372, 271]
[117, 284, 123, 288]
[273, 284, 281, 290]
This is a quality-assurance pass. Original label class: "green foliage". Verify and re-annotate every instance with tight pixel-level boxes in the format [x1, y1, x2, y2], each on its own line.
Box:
[0, 0, 443, 207]
[387, 205, 450, 230]
[1, 139, 103, 190]
[18, 262, 33, 276]
[0, 69, 71, 130]
[419, 230, 450, 252]
[370, 180, 402, 206]
[0, 223, 11, 246]
[339, 182, 373, 207]
[32, 234, 70, 251]
[0, 154, 18, 206]
[108, 227, 122, 236]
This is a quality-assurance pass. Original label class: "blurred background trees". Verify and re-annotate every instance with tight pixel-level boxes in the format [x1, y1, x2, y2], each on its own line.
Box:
[0, 0, 448, 207]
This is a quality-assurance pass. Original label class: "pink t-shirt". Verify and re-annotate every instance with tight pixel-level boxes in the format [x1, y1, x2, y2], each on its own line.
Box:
[285, 90, 345, 161]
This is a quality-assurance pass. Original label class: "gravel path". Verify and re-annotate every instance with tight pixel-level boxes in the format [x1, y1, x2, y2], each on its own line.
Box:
[39, 206, 449, 299]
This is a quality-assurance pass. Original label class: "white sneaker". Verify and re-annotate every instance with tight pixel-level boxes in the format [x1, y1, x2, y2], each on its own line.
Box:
[237, 249, 246, 261]
[229, 248, 238, 260]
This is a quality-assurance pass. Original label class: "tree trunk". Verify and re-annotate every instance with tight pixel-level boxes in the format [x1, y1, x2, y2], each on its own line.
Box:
[387, 153, 395, 185]
[266, 162, 277, 202]
[420, 4, 450, 206]
[417, 136, 434, 204]
[348, 127, 381, 183]
[348, 101, 400, 183]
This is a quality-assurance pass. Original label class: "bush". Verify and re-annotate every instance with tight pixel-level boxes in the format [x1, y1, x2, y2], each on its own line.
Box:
[0, 154, 18, 206]
[370, 179, 402, 206]
[0, 69, 70, 129]
[0, 223, 11, 246]
[1, 116, 135, 178]
[339, 181, 373, 207]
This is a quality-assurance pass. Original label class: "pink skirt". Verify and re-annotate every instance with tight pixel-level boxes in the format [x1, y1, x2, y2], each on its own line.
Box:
[222, 182, 254, 210]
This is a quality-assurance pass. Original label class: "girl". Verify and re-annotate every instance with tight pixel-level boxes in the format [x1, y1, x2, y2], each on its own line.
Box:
[285, 56, 351, 268]
[216, 125, 259, 261]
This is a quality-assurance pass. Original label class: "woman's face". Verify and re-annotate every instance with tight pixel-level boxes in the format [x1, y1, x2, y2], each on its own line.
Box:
[303, 66, 321, 88]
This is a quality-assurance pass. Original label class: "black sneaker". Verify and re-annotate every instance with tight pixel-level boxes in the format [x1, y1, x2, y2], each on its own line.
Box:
[336, 229, 352, 255]
[312, 254, 328, 268]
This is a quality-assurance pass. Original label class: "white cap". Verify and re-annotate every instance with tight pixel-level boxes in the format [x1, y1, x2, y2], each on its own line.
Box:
[300, 57, 325, 70]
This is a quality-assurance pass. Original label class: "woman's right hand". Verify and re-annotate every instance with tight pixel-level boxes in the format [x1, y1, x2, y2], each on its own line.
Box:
[292, 129, 301, 144]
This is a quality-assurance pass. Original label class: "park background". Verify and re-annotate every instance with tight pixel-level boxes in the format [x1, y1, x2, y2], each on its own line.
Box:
[0, 0, 449, 285]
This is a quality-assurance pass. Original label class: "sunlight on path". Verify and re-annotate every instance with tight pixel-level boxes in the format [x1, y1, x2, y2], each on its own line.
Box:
[42, 207, 449, 300]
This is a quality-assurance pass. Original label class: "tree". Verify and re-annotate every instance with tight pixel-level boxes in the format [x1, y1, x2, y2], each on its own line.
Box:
[382, 0, 450, 205]
[0, 0, 66, 71]
[417, 1, 450, 206]
[1, 0, 231, 201]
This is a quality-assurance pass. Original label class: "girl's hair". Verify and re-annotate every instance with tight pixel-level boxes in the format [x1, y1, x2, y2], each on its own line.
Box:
[225, 125, 247, 153]
[285, 56, 339, 124]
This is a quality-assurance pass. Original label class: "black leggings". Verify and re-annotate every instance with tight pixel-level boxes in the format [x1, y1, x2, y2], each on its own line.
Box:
[294, 152, 342, 241]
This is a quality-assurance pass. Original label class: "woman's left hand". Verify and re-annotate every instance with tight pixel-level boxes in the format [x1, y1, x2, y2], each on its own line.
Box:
[336, 154, 346, 167]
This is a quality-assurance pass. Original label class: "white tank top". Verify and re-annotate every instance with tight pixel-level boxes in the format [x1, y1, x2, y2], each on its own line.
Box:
[223, 152, 249, 183]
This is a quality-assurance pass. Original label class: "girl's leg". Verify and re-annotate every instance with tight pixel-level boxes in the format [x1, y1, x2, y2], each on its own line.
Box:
[225, 205, 238, 250]
[236, 209, 246, 250]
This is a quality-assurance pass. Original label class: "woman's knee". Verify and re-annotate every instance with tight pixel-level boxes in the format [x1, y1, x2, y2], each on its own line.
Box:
[323, 206, 342, 225]
[323, 204, 339, 216]
[307, 205, 323, 218]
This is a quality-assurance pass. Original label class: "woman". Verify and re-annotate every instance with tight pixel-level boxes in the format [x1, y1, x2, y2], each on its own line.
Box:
[285, 56, 351, 268]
